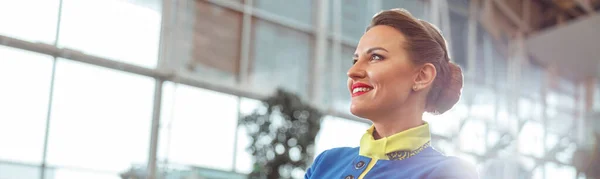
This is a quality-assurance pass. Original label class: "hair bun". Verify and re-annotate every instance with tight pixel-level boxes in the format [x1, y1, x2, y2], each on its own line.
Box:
[427, 62, 463, 114]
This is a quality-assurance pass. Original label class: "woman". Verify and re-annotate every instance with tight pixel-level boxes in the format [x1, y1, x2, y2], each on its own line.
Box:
[305, 9, 478, 179]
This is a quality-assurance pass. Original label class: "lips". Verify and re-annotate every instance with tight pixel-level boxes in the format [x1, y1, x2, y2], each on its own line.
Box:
[351, 82, 374, 97]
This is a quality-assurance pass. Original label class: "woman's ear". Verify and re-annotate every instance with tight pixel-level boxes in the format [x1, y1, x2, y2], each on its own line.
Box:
[412, 63, 436, 91]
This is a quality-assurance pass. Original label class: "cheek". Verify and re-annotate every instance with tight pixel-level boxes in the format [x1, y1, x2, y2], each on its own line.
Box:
[371, 68, 413, 100]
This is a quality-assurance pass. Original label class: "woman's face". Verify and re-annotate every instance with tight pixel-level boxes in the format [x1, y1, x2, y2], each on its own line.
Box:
[347, 25, 418, 119]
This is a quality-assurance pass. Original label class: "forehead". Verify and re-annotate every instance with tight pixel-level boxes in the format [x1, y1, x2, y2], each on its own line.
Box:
[356, 25, 408, 54]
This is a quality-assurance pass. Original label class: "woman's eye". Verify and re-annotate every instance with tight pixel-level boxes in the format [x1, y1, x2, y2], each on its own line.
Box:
[370, 54, 383, 61]
[352, 59, 358, 65]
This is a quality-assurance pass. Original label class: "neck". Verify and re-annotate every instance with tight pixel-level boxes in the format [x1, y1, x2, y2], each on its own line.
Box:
[371, 102, 424, 140]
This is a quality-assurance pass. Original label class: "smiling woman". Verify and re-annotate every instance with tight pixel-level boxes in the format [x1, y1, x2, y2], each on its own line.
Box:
[305, 9, 477, 179]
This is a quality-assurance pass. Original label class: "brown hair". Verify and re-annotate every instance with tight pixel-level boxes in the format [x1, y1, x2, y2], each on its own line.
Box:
[367, 8, 463, 114]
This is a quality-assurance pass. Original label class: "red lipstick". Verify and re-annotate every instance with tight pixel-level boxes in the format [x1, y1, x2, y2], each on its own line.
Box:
[351, 82, 373, 97]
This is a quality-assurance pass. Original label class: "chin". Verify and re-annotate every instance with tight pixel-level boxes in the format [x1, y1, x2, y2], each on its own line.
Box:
[350, 104, 375, 119]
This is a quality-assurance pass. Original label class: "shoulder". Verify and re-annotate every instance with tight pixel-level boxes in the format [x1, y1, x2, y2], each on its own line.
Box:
[426, 156, 479, 179]
[312, 147, 359, 164]
[305, 147, 359, 179]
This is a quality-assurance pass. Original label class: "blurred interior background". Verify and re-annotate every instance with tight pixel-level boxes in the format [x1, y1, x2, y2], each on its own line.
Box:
[1, 0, 600, 178]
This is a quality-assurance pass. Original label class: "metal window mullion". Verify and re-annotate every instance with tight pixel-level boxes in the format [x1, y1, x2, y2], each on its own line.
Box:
[40, 0, 64, 178]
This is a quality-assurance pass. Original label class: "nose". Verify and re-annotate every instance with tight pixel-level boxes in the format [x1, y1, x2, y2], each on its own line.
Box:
[347, 63, 367, 80]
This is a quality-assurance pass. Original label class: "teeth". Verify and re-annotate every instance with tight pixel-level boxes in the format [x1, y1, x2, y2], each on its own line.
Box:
[353, 87, 373, 94]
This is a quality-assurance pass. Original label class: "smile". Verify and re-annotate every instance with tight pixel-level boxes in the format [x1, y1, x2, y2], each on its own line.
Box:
[351, 83, 374, 97]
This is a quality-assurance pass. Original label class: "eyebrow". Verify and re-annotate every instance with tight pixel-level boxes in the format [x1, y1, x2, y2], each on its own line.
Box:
[353, 47, 389, 58]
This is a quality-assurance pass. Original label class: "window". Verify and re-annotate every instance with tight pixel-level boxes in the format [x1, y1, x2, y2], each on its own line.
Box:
[0, 0, 59, 44]
[185, 0, 242, 85]
[158, 82, 239, 171]
[250, 19, 312, 98]
[0, 46, 53, 164]
[254, 0, 312, 26]
[449, 11, 468, 68]
[470, 87, 495, 121]
[545, 162, 577, 179]
[331, 45, 355, 112]
[458, 119, 486, 155]
[46, 60, 154, 174]
[338, 0, 372, 40]
[0, 163, 41, 179]
[50, 169, 120, 179]
[314, 116, 370, 157]
[518, 122, 545, 158]
[381, 0, 428, 20]
[58, 0, 161, 68]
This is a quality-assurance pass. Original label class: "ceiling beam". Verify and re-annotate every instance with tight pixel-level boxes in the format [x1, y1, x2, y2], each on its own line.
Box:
[576, 0, 596, 14]
[492, 0, 532, 32]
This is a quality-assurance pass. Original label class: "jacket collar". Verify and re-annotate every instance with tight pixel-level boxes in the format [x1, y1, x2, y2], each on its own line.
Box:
[359, 122, 431, 160]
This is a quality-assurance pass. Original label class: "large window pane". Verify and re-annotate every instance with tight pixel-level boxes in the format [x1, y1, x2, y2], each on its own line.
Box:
[314, 116, 370, 157]
[254, 0, 312, 25]
[58, 0, 161, 68]
[339, 0, 372, 40]
[449, 11, 468, 68]
[48, 169, 120, 179]
[185, 0, 241, 85]
[46, 60, 154, 173]
[381, 0, 428, 20]
[332, 45, 355, 112]
[158, 83, 238, 171]
[458, 119, 486, 155]
[0, 46, 53, 164]
[250, 19, 311, 98]
[235, 98, 265, 174]
[0, 0, 59, 44]
[0, 163, 41, 179]
[518, 122, 545, 158]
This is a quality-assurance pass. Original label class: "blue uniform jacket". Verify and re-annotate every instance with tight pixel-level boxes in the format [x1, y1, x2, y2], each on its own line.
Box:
[305, 123, 478, 179]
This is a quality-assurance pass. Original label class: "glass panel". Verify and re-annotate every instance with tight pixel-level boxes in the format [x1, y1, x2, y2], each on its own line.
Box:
[47, 169, 120, 179]
[0, 46, 53, 164]
[458, 119, 486, 155]
[0, 163, 41, 179]
[546, 110, 574, 134]
[424, 112, 459, 137]
[522, 62, 543, 99]
[314, 116, 370, 157]
[185, 0, 241, 85]
[158, 82, 238, 171]
[449, 10, 468, 68]
[546, 132, 560, 151]
[518, 98, 542, 121]
[497, 95, 519, 134]
[470, 87, 495, 121]
[380, 0, 429, 20]
[431, 138, 455, 156]
[474, 26, 486, 84]
[0, 0, 59, 44]
[531, 166, 544, 179]
[58, 0, 161, 68]
[254, 0, 312, 25]
[235, 98, 264, 174]
[492, 45, 508, 89]
[46, 60, 154, 172]
[518, 122, 545, 158]
[559, 77, 576, 94]
[595, 83, 600, 111]
[339, 0, 371, 40]
[250, 18, 311, 98]
[332, 45, 355, 112]
[545, 162, 577, 179]
[556, 142, 577, 164]
[547, 92, 575, 110]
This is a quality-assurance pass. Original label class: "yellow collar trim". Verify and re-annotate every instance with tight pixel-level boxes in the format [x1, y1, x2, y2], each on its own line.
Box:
[359, 122, 431, 160]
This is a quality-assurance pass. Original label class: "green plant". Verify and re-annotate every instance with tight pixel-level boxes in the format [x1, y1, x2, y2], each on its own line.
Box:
[239, 89, 323, 179]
